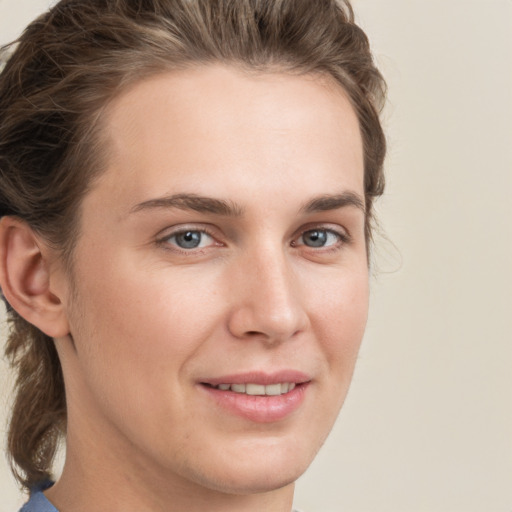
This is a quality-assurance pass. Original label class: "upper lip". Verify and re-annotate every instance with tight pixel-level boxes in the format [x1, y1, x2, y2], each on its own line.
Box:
[201, 370, 311, 387]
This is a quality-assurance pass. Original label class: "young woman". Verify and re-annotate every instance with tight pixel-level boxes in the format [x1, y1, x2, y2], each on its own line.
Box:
[0, 1, 386, 510]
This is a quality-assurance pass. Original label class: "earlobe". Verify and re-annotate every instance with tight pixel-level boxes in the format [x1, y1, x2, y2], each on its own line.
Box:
[0, 216, 70, 338]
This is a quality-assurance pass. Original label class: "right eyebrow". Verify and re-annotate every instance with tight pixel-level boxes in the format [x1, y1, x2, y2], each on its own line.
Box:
[129, 193, 245, 217]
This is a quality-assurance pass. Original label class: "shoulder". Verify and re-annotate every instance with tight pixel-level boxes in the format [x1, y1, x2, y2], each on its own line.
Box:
[18, 482, 58, 512]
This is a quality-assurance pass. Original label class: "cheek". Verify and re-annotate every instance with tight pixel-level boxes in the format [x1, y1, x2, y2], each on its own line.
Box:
[67, 250, 230, 391]
[64, 257, 228, 451]
[315, 264, 369, 338]
[311, 266, 369, 385]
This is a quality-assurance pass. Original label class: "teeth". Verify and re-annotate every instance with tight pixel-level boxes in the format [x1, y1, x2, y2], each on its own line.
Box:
[231, 384, 246, 393]
[214, 382, 298, 396]
[265, 383, 282, 396]
[246, 383, 266, 395]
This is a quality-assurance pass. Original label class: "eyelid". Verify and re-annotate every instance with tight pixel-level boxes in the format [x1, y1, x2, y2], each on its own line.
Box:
[289, 226, 352, 259]
[293, 223, 351, 244]
[156, 224, 222, 251]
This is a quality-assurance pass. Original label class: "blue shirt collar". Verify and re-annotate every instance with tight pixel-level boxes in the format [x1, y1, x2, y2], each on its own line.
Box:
[19, 482, 58, 512]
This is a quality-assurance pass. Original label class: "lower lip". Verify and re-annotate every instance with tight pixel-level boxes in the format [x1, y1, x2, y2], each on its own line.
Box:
[201, 383, 309, 423]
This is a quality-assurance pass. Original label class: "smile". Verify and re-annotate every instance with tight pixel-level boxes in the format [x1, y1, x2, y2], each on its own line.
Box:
[210, 382, 297, 395]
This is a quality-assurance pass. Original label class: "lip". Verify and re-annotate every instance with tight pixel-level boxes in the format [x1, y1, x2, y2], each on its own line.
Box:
[199, 370, 311, 423]
[202, 370, 310, 387]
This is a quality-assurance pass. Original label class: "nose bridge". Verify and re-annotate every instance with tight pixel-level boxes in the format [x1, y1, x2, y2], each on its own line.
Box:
[227, 242, 308, 341]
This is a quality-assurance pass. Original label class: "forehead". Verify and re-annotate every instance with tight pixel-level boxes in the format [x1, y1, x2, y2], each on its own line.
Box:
[92, 65, 364, 212]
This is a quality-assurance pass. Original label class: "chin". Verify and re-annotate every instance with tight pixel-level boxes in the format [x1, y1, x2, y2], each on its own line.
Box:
[185, 437, 317, 496]
[194, 463, 303, 496]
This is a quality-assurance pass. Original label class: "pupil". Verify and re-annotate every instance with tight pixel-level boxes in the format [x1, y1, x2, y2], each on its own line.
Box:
[305, 230, 327, 247]
[177, 231, 201, 248]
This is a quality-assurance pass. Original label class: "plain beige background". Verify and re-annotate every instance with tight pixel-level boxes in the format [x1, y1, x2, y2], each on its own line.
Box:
[1, 0, 511, 510]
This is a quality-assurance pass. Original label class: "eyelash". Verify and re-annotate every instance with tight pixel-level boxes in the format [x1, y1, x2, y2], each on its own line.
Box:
[156, 225, 351, 255]
[292, 227, 351, 252]
[156, 226, 219, 255]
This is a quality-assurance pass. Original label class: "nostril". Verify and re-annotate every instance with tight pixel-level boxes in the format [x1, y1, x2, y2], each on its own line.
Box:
[246, 330, 262, 337]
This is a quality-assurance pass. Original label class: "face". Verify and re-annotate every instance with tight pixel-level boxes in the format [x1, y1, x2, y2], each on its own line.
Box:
[56, 65, 368, 498]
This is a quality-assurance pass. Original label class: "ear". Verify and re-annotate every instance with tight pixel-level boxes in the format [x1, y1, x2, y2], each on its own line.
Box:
[0, 216, 70, 338]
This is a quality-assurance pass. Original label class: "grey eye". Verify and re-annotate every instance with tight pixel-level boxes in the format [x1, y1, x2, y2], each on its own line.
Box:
[173, 231, 205, 249]
[299, 229, 339, 248]
[302, 230, 327, 247]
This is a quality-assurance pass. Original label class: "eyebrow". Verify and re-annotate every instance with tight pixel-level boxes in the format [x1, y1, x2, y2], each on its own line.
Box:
[130, 193, 244, 217]
[300, 192, 366, 215]
[130, 191, 365, 217]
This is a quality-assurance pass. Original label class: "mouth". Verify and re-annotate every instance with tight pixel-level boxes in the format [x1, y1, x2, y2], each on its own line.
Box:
[199, 372, 310, 423]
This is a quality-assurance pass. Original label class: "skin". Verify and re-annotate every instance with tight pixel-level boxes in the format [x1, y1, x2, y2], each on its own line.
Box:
[14, 65, 368, 511]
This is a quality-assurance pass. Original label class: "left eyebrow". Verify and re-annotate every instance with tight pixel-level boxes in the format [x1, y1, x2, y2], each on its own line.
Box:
[300, 192, 365, 215]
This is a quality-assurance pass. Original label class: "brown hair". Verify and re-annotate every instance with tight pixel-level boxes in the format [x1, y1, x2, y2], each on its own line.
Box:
[0, 0, 386, 490]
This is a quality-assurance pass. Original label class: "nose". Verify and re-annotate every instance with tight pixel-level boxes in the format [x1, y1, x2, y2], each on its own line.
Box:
[226, 249, 309, 343]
